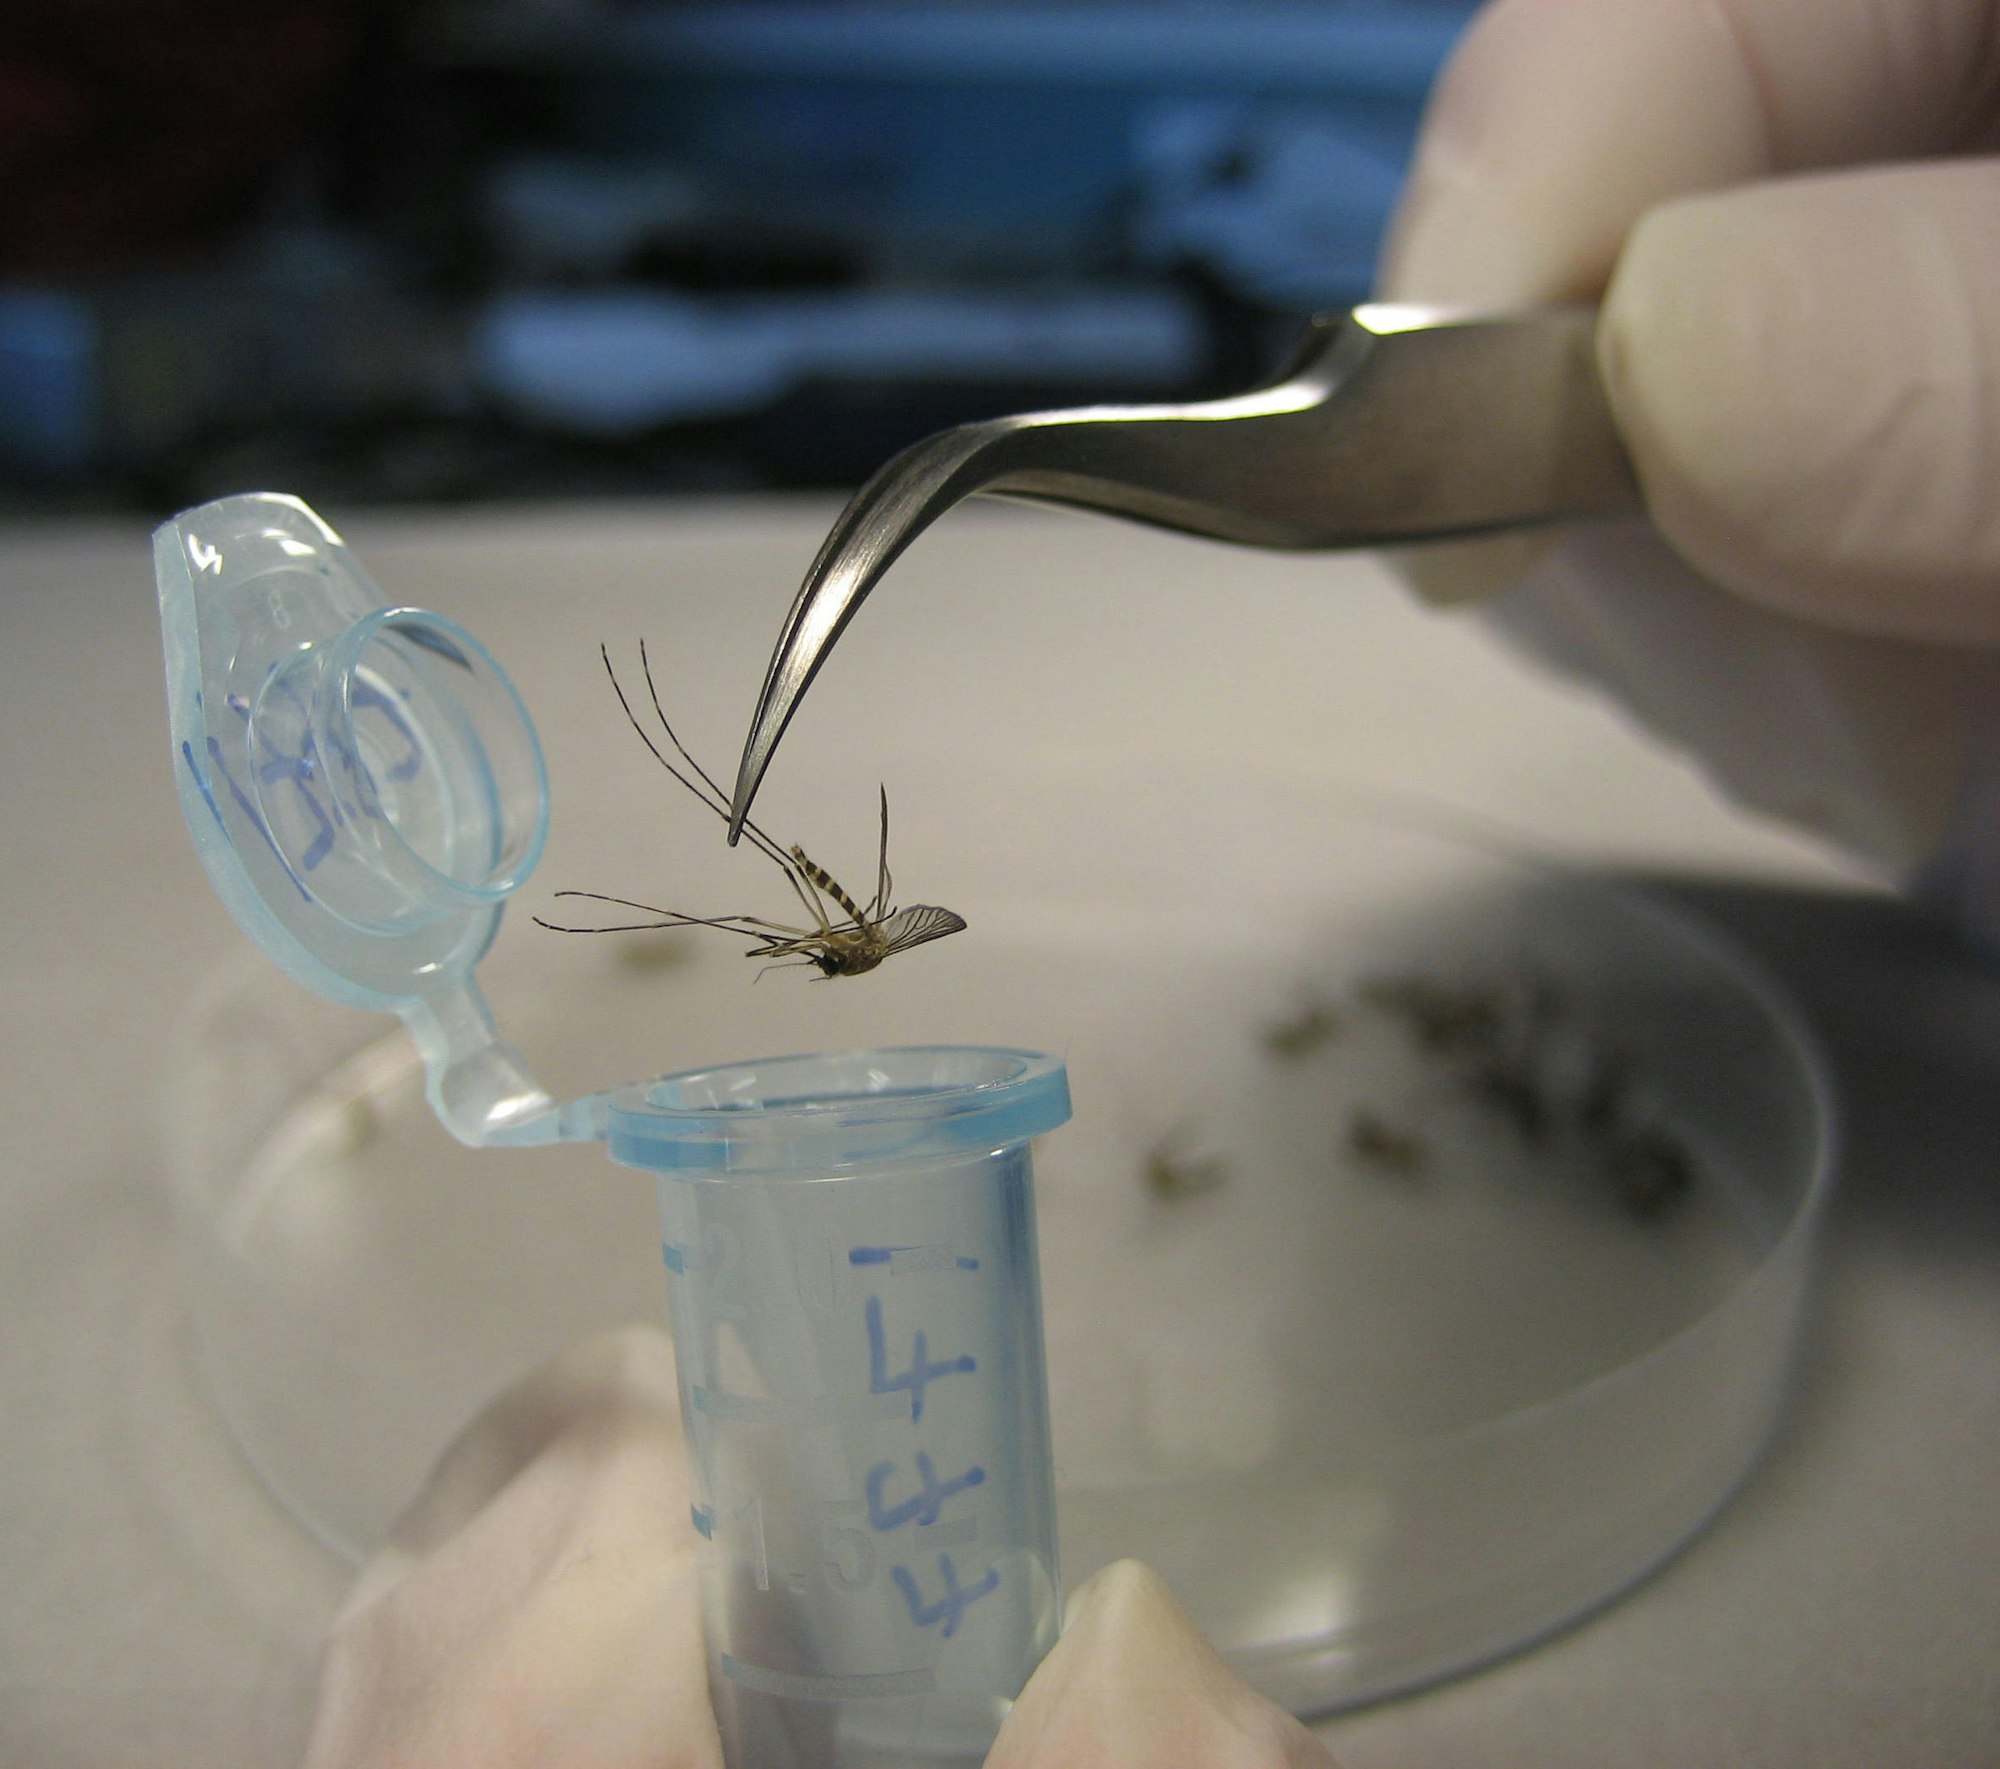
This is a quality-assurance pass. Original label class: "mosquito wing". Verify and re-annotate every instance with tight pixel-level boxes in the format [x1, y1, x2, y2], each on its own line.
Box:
[874, 903, 968, 956]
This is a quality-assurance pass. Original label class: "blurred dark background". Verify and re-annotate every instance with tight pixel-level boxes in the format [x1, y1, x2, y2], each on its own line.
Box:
[0, 0, 1475, 516]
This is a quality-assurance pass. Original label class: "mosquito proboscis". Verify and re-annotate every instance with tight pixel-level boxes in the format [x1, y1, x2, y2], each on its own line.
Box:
[534, 642, 967, 978]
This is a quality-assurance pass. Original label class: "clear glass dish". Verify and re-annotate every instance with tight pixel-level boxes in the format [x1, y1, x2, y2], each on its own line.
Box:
[163, 770, 1834, 1713]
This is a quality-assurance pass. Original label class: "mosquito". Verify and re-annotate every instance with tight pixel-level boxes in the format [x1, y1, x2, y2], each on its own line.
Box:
[1141, 1123, 1230, 1202]
[534, 642, 967, 978]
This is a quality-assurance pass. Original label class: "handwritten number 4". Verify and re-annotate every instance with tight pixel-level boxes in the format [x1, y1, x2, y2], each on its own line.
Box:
[892, 1556, 999, 1640]
[866, 1452, 985, 1532]
[865, 1295, 974, 1423]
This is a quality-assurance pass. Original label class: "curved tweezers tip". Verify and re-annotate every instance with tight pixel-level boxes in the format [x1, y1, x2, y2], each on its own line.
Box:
[725, 421, 1013, 839]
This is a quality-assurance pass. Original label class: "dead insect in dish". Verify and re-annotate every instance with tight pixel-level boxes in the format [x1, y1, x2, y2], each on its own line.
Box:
[1357, 975, 1505, 1054]
[1469, 1055, 1554, 1148]
[1347, 1108, 1428, 1179]
[1576, 1047, 1635, 1138]
[534, 642, 967, 978]
[1261, 999, 1343, 1061]
[1141, 1126, 1230, 1201]
[1602, 1125, 1696, 1222]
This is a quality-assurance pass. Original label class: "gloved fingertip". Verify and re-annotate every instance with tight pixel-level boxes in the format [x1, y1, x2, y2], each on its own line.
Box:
[1600, 160, 2000, 643]
[991, 1560, 1340, 1766]
[334, 1325, 686, 1626]
[1378, 0, 1769, 309]
[1058, 1558, 1180, 1641]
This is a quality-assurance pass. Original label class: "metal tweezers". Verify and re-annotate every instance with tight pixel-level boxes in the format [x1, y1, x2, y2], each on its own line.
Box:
[726, 303, 1637, 839]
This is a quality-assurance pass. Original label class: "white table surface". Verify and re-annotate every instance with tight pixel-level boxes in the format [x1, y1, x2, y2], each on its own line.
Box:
[1, 498, 1995, 1767]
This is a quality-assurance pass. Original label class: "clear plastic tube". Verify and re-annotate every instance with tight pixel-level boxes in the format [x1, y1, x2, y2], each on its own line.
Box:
[608, 1047, 1070, 1768]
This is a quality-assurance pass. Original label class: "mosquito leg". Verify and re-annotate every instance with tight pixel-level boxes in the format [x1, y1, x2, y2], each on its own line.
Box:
[546, 888, 681, 918]
[733, 915, 825, 938]
[753, 957, 821, 982]
[868, 784, 893, 920]
[533, 911, 765, 935]
[550, 888, 791, 924]
[775, 856, 835, 936]
[534, 914, 685, 934]
[538, 891, 813, 940]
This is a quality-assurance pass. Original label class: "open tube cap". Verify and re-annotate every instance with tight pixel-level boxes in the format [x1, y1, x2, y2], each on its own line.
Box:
[157, 493, 555, 1144]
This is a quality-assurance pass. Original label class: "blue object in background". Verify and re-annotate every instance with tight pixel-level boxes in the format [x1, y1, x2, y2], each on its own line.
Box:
[547, 2, 1475, 310]
[0, 290, 98, 474]
[1128, 100, 1416, 311]
[474, 284, 1203, 435]
[1, 3, 1478, 501]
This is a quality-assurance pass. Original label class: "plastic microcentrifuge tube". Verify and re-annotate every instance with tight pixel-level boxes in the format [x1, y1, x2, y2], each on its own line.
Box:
[610, 1047, 1068, 1769]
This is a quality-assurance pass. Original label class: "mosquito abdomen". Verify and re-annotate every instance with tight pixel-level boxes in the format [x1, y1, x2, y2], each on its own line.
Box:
[793, 847, 868, 925]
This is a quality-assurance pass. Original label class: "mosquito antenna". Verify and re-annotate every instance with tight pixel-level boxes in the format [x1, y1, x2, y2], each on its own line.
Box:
[597, 644, 795, 874]
[598, 645, 698, 795]
[580, 647, 841, 938]
[632, 641, 802, 873]
[637, 640, 732, 810]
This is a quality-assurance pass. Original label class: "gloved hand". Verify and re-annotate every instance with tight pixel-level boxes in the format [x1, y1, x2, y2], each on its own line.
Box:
[300, 1327, 1337, 1769]
[1379, 0, 2000, 946]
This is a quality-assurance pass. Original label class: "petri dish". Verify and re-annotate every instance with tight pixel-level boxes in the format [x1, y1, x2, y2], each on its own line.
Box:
[163, 767, 1833, 1713]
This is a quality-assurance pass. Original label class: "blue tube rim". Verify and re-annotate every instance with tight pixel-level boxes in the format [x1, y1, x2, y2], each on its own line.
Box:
[606, 1045, 1071, 1175]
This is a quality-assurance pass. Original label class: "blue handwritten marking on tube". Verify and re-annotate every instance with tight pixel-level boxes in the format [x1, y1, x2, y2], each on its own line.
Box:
[848, 1245, 980, 1274]
[194, 737, 311, 900]
[661, 1241, 687, 1274]
[182, 738, 226, 834]
[255, 743, 337, 870]
[350, 679, 423, 782]
[891, 1555, 999, 1640]
[865, 1453, 986, 1532]
[865, 1295, 974, 1424]
[689, 1504, 713, 1539]
[238, 678, 342, 870]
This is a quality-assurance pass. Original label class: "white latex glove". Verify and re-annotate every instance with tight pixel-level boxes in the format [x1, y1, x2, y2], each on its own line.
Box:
[1380, 0, 2000, 946]
[987, 1561, 1337, 1767]
[301, 1327, 1340, 1769]
[301, 1329, 721, 1769]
